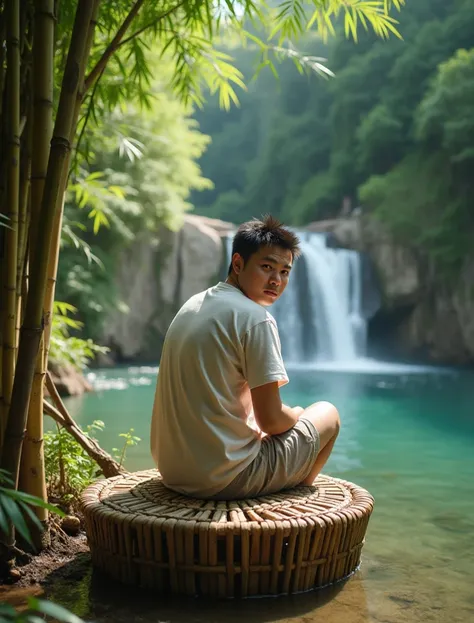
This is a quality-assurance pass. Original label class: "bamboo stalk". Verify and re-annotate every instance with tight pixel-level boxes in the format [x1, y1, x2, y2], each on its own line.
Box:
[18, 336, 48, 526]
[1, 3, 9, 448]
[1, 0, 96, 490]
[0, 6, 6, 125]
[17, 0, 56, 529]
[29, 0, 54, 261]
[42, 196, 64, 363]
[16, 99, 33, 349]
[2, 0, 21, 448]
[20, 0, 101, 525]
[42, 0, 100, 361]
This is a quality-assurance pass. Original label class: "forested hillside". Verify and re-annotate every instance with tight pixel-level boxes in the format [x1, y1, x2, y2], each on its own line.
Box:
[192, 0, 474, 274]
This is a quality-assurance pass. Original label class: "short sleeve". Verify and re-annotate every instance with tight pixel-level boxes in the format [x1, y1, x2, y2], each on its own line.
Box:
[242, 320, 289, 389]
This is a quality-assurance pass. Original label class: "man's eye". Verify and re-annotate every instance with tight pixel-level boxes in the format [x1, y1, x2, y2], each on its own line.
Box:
[262, 264, 271, 269]
[282, 270, 289, 276]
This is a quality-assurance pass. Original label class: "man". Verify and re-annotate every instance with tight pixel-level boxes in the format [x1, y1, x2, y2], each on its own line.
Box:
[151, 215, 340, 499]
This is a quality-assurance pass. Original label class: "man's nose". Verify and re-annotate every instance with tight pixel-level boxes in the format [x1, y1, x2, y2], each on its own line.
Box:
[269, 271, 281, 286]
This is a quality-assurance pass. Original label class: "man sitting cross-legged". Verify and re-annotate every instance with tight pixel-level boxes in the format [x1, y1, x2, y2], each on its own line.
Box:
[150, 215, 340, 499]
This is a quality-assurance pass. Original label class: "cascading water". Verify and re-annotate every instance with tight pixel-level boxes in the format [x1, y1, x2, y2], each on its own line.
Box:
[224, 231, 368, 364]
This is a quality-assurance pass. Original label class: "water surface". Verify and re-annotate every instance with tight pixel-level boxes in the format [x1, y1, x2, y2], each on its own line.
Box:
[49, 364, 474, 622]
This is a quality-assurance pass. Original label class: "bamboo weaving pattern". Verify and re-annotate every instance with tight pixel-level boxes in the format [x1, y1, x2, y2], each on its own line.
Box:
[81, 469, 374, 597]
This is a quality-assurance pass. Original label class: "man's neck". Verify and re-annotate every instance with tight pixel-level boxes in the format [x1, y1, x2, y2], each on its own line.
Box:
[225, 274, 245, 297]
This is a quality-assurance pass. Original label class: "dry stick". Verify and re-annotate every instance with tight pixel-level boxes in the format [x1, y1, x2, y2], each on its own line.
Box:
[44, 373, 126, 478]
[1, 0, 96, 492]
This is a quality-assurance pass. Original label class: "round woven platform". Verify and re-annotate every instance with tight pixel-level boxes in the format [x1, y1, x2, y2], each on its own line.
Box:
[81, 469, 374, 598]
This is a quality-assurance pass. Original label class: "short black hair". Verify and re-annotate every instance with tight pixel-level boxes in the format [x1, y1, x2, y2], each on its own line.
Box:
[228, 215, 301, 275]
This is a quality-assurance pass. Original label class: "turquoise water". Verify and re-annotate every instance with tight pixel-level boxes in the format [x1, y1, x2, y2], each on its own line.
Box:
[61, 364, 474, 622]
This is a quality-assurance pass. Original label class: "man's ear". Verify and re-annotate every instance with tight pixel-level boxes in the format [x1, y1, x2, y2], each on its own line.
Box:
[232, 252, 243, 275]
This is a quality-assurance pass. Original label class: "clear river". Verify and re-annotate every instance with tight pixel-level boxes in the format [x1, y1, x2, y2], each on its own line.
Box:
[38, 361, 474, 623]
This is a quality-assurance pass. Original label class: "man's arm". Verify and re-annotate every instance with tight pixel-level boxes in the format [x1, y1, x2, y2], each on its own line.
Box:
[251, 382, 301, 436]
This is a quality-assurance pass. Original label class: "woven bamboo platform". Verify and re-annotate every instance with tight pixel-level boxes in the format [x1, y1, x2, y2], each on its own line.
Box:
[81, 469, 374, 598]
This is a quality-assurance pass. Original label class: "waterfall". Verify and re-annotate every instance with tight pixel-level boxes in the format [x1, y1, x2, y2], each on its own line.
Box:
[224, 231, 367, 364]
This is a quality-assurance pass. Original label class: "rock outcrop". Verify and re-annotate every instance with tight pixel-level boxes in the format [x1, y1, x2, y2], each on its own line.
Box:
[48, 361, 93, 396]
[103, 211, 474, 365]
[102, 214, 234, 362]
[308, 214, 474, 363]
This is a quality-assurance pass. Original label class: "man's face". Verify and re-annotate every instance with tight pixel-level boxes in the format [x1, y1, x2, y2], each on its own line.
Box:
[232, 245, 293, 306]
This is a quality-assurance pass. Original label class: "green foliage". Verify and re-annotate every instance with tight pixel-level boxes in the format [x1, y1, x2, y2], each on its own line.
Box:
[51, 0, 404, 341]
[44, 421, 142, 503]
[0, 470, 64, 549]
[355, 104, 404, 176]
[49, 302, 109, 370]
[57, 61, 213, 340]
[360, 45, 474, 275]
[415, 48, 474, 165]
[44, 421, 105, 503]
[360, 153, 471, 275]
[192, 0, 474, 276]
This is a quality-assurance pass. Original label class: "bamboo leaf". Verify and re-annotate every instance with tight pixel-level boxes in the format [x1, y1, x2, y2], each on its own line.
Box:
[0, 505, 9, 536]
[0, 470, 14, 486]
[0, 495, 32, 545]
[18, 501, 44, 534]
[0, 603, 17, 617]
[28, 599, 84, 623]
[85, 171, 104, 181]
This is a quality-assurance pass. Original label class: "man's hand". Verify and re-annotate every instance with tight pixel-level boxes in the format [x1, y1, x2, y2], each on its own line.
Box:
[251, 383, 300, 436]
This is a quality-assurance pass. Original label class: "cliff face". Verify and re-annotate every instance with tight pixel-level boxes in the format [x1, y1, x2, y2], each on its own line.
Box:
[103, 213, 474, 365]
[309, 215, 474, 364]
[102, 215, 234, 362]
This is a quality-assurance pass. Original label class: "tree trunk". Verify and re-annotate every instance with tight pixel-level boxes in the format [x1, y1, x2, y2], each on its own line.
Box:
[1, 0, 96, 492]
[1, 0, 21, 448]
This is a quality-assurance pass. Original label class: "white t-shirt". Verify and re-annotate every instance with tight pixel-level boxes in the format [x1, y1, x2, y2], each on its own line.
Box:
[150, 281, 288, 498]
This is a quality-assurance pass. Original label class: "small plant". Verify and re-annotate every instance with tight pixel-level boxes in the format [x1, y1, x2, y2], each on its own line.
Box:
[44, 420, 105, 505]
[44, 421, 142, 505]
[112, 428, 142, 468]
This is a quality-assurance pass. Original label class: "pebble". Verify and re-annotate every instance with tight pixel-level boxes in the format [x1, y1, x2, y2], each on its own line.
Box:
[61, 515, 81, 536]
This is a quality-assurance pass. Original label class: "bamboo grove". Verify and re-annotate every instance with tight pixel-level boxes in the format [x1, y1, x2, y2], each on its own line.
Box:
[0, 0, 402, 553]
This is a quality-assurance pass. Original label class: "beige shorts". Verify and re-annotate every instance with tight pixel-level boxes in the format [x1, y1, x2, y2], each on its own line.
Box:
[213, 417, 320, 500]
